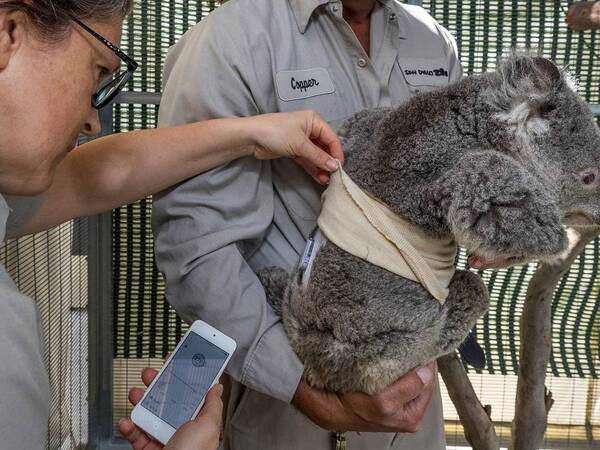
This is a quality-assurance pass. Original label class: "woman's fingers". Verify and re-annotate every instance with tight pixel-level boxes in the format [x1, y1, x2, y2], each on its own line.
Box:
[293, 157, 328, 185]
[164, 385, 224, 450]
[308, 113, 345, 165]
[129, 387, 145, 406]
[298, 138, 341, 173]
[118, 418, 156, 450]
[142, 367, 158, 386]
[127, 367, 158, 406]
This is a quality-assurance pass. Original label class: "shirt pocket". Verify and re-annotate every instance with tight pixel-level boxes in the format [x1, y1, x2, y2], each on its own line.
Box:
[397, 57, 450, 95]
[272, 159, 322, 223]
[274, 67, 340, 119]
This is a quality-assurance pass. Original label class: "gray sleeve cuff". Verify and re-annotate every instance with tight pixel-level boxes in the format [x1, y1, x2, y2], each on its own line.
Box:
[240, 322, 304, 403]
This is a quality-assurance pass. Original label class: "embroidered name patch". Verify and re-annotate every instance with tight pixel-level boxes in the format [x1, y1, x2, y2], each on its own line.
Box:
[398, 57, 449, 87]
[275, 68, 335, 101]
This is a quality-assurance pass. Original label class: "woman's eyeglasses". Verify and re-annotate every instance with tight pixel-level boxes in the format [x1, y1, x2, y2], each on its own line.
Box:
[71, 17, 138, 109]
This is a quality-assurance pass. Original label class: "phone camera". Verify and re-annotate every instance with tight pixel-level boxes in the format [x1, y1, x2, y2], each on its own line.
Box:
[192, 353, 206, 367]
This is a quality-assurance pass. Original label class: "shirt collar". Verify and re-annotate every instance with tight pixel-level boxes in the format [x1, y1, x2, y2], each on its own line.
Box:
[288, 0, 408, 38]
[381, 0, 408, 39]
[288, 0, 331, 34]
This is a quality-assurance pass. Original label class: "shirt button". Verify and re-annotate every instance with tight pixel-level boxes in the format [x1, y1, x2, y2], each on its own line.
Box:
[357, 58, 367, 68]
[389, 13, 396, 21]
[331, 4, 339, 12]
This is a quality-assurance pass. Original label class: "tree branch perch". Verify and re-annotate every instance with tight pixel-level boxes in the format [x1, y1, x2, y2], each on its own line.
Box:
[438, 352, 500, 450]
[511, 227, 599, 450]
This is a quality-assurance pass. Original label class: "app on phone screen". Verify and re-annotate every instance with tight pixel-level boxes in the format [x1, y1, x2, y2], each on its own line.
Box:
[141, 332, 229, 428]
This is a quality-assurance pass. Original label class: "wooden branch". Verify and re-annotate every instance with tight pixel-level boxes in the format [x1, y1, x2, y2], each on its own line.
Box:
[566, 1, 600, 31]
[511, 227, 599, 450]
[438, 352, 500, 450]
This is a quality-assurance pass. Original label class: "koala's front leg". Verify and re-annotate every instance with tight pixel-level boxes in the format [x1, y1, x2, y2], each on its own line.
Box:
[436, 151, 566, 261]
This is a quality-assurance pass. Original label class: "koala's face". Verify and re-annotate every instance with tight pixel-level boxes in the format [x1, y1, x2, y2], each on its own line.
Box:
[493, 56, 600, 227]
[539, 89, 600, 226]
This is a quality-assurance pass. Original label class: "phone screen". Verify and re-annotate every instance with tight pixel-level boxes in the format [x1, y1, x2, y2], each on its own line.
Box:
[141, 331, 229, 429]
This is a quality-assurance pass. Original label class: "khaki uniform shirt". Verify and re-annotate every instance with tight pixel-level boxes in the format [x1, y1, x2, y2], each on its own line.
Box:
[153, 0, 462, 403]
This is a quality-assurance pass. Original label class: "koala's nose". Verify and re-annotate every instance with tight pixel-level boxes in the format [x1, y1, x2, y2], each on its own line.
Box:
[579, 168, 599, 187]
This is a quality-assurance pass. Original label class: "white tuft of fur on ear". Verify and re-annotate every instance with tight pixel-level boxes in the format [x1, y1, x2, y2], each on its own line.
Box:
[563, 70, 579, 93]
[495, 101, 550, 141]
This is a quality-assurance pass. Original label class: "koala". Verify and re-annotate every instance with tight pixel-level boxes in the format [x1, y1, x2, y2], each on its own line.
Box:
[258, 55, 600, 395]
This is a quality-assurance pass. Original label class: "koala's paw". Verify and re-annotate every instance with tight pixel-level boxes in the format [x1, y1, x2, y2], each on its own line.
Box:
[447, 170, 566, 260]
[438, 270, 489, 354]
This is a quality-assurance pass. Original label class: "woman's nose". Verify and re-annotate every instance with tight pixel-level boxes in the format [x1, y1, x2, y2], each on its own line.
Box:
[81, 108, 101, 137]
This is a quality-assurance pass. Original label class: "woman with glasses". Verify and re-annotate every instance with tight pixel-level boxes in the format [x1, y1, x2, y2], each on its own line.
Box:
[0, 1, 343, 449]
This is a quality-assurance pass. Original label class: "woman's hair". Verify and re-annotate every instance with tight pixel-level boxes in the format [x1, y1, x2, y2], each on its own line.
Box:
[0, 0, 133, 39]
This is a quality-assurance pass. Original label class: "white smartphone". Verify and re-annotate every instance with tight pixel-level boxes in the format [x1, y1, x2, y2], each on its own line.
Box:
[131, 320, 236, 444]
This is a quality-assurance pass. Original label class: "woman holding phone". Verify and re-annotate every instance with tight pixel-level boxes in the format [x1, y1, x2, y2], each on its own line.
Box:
[0, 1, 343, 449]
[120, 368, 225, 450]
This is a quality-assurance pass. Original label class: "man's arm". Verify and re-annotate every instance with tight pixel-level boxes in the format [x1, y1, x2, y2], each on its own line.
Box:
[152, 14, 304, 402]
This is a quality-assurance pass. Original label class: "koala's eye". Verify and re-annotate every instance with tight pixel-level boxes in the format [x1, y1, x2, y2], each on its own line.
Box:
[582, 171, 596, 185]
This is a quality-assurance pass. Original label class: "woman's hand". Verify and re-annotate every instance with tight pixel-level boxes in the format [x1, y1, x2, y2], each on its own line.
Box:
[118, 368, 223, 450]
[246, 110, 344, 185]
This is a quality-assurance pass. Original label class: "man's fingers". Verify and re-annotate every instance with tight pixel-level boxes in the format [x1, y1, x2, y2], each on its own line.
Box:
[566, 2, 600, 31]
[399, 380, 435, 432]
[128, 387, 145, 406]
[142, 367, 158, 387]
[382, 362, 435, 405]
[118, 418, 153, 450]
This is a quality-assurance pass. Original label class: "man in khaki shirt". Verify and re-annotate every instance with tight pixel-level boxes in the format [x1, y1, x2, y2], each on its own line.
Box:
[153, 0, 462, 448]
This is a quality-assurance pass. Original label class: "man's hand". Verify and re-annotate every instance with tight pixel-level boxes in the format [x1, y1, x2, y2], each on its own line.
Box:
[566, 1, 600, 31]
[246, 110, 345, 185]
[292, 362, 436, 433]
[118, 368, 223, 450]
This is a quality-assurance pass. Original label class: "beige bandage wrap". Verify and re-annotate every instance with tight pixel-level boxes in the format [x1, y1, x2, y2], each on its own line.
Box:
[317, 165, 457, 304]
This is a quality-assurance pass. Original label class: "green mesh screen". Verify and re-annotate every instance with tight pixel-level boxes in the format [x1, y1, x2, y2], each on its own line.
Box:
[112, 1, 600, 380]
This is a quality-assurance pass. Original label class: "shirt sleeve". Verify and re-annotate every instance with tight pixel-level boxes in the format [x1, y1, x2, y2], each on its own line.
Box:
[152, 14, 304, 403]
[4, 194, 45, 240]
[439, 25, 464, 83]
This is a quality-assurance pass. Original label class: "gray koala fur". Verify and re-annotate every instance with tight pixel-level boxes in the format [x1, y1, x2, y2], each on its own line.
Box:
[258, 55, 600, 395]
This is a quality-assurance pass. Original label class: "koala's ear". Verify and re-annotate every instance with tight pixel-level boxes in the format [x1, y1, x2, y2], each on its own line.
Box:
[491, 55, 563, 139]
[497, 55, 563, 94]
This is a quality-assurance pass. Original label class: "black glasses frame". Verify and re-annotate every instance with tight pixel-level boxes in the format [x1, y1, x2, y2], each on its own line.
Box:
[71, 17, 138, 109]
